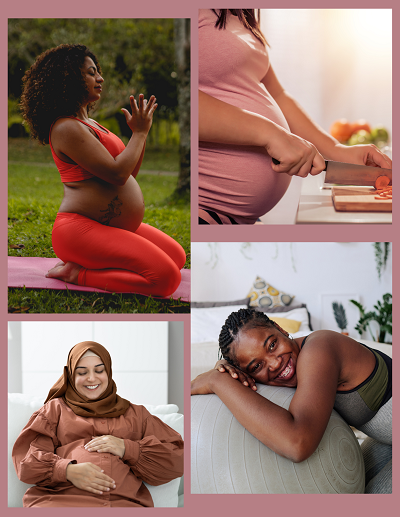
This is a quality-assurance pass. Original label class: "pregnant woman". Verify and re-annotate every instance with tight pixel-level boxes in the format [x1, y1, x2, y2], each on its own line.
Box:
[13, 341, 184, 507]
[20, 44, 186, 296]
[198, 9, 392, 224]
[191, 309, 392, 493]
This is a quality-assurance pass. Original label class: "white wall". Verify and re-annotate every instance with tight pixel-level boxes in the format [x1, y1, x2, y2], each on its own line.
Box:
[191, 242, 392, 339]
[261, 9, 392, 137]
[168, 321, 184, 414]
[8, 321, 184, 411]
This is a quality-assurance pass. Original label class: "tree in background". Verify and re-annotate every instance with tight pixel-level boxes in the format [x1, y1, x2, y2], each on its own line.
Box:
[8, 18, 185, 150]
[173, 19, 190, 196]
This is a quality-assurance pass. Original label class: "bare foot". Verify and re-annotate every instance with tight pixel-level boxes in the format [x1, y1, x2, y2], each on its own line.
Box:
[46, 261, 82, 285]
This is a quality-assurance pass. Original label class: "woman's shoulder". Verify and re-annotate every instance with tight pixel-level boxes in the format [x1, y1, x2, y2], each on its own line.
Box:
[51, 117, 88, 137]
[304, 329, 342, 342]
[125, 402, 150, 417]
[25, 398, 66, 432]
[35, 398, 74, 419]
[304, 330, 360, 344]
[199, 9, 218, 29]
[300, 330, 364, 358]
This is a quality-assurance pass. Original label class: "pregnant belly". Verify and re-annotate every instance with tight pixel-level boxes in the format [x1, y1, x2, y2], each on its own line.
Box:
[57, 443, 132, 485]
[199, 143, 291, 224]
[60, 176, 145, 232]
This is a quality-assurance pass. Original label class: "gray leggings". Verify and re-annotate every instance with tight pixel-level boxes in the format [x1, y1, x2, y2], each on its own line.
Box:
[358, 397, 392, 494]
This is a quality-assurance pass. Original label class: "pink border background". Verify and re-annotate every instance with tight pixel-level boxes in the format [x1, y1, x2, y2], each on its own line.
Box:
[4, 0, 398, 514]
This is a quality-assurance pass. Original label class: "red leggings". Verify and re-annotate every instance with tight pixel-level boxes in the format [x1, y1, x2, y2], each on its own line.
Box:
[52, 213, 186, 297]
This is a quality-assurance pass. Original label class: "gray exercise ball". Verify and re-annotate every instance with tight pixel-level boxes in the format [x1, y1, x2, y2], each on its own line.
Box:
[191, 385, 365, 494]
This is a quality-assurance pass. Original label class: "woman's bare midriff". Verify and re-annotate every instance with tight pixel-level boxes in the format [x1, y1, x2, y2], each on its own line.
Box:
[58, 175, 145, 233]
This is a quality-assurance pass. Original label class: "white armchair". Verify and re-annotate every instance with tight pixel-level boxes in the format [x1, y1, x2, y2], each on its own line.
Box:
[8, 394, 184, 508]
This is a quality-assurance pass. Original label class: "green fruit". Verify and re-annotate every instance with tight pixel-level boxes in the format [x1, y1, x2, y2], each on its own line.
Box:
[348, 130, 372, 146]
[370, 126, 389, 144]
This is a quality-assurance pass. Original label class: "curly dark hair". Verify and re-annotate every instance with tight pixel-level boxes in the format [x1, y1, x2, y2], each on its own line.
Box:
[218, 308, 275, 366]
[20, 44, 102, 144]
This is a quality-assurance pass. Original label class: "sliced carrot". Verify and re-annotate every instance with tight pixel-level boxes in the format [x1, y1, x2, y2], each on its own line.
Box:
[373, 182, 392, 200]
[374, 175, 391, 190]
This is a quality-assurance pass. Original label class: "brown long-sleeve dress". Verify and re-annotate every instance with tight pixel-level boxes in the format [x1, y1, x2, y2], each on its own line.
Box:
[12, 398, 184, 507]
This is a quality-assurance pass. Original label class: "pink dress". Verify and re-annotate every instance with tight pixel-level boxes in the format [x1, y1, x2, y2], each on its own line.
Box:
[199, 9, 291, 224]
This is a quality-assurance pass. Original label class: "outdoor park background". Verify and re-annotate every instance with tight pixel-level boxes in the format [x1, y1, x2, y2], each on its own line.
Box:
[8, 18, 190, 313]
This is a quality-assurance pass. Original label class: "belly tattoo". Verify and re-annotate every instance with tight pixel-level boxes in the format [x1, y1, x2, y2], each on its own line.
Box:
[99, 196, 123, 225]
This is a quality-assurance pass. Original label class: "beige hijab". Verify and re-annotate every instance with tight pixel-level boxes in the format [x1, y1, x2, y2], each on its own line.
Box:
[45, 341, 130, 418]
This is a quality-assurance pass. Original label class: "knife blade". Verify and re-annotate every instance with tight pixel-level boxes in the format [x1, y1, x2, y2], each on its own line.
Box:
[323, 160, 392, 186]
[272, 157, 392, 186]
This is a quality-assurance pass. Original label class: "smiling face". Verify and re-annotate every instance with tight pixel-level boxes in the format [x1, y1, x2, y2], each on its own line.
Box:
[82, 56, 104, 103]
[233, 324, 301, 388]
[74, 354, 109, 399]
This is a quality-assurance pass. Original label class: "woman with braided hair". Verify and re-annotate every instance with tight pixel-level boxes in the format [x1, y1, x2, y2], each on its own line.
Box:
[191, 308, 392, 493]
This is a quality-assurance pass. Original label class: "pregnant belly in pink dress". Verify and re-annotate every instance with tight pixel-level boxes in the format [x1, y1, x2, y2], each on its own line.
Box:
[199, 142, 291, 224]
[199, 9, 292, 224]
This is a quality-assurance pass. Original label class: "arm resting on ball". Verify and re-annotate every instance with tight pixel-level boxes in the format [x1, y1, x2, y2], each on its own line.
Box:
[207, 346, 339, 463]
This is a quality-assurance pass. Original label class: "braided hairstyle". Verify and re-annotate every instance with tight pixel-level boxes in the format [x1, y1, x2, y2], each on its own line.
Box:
[218, 308, 275, 366]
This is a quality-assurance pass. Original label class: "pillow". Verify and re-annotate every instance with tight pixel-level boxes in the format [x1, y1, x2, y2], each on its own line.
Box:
[257, 304, 313, 331]
[247, 276, 295, 308]
[264, 307, 311, 337]
[191, 297, 250, 309]
[269, 317, 301, 335]
[143, 404, 180, 415]
[191, 304, 248, 344]
[260, 302, 306, 313]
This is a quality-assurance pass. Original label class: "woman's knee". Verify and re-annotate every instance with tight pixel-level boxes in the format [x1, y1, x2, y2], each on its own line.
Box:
[174, 244, 187, 270]
[154, 264, 182, 298]
[136, 223, 186, 269]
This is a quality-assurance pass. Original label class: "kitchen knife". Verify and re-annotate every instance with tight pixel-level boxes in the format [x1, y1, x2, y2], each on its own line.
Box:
[271, 158, 392, 186]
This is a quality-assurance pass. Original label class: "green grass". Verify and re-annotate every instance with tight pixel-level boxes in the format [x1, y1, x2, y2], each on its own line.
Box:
[8, 287, 190, 314]
[8, 138, 190, 314]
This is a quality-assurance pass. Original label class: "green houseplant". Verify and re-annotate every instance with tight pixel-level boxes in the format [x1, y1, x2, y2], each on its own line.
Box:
[349, 293, 392, 343]
[373, 242, 390, 280]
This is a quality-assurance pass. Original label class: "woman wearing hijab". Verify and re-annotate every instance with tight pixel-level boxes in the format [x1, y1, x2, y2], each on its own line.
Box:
[12, 341, 184, 507]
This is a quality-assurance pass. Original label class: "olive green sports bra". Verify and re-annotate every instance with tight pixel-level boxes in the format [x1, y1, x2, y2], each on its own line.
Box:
[301, 336, 392, 428]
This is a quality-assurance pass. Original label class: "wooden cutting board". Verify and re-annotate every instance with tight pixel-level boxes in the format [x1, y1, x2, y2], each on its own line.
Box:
[332, 187, 392, 212]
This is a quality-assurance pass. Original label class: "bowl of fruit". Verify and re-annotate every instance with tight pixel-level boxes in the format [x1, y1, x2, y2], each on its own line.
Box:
[329, 119, 390, 149]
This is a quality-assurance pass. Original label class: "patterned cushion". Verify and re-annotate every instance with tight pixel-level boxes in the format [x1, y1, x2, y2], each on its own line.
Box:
[247, 276, 294, 308]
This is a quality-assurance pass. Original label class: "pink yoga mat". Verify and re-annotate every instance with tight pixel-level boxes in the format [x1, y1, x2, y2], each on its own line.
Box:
[8, 256, 190, 302]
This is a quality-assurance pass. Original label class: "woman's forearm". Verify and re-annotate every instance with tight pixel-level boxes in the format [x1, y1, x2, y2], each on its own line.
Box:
[131, 141, 146, 178]
[273, 90, 340, 159]
[112, 132, 147, 184]
[199, 89, 326, 176]
[261, 65, 391, 169]
[209, 371, 312, 462]
[199, 89, 285, 147]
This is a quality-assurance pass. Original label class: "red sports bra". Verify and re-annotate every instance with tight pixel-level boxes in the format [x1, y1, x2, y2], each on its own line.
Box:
[49, 116, 126, 183]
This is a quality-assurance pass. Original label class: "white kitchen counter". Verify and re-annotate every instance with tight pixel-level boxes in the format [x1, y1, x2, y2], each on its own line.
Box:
[296, 174, 392, 224]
